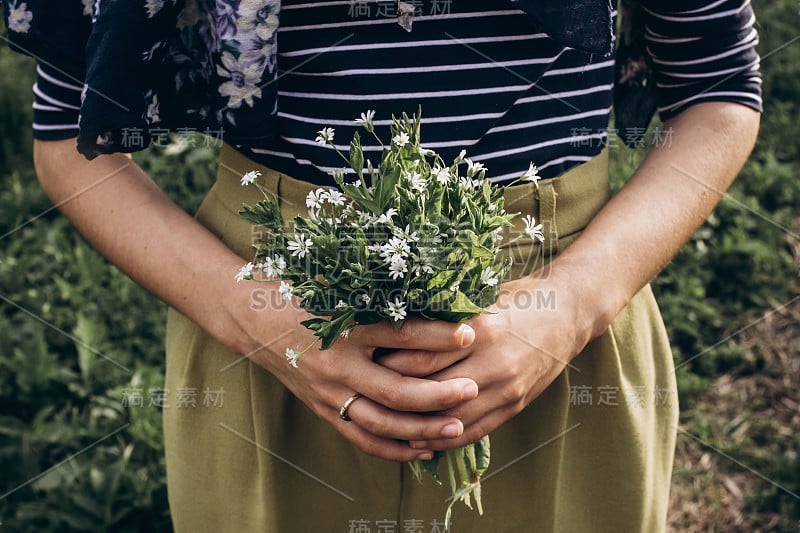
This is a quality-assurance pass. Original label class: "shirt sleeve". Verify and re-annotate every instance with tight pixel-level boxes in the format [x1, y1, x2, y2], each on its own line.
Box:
[3, 0, 92, 140]
[640, 0, 763, 120]
[32, 64, 83, 140]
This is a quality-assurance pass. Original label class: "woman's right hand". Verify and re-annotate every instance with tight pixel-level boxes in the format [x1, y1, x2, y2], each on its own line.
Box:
[239, 296, 479, 462]
[33, 139, 478, 463]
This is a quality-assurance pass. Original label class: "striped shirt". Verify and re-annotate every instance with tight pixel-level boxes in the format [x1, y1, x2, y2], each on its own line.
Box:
[31, 0, 762, 185]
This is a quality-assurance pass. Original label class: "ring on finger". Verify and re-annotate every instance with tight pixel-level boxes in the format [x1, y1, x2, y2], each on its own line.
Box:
[339, 393, 364, 422]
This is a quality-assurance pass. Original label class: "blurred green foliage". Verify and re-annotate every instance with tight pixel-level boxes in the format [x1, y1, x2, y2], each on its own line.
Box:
[0, 43, 218, 530]
[1, 0, 798, 530]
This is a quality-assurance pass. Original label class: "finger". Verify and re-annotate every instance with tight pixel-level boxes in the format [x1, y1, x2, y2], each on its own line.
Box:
[336, 416, 436, 462]
[351, 361, 479, 412]
[375, 348, 469, 377]
[352, 318, 475, 352]
[410, 411, 503, 452]
[345, 396, 466, 441]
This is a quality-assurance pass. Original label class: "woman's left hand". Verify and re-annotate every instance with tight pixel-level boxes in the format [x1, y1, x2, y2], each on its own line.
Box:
[377, 102, 761, 451]
[376, 268, 600, 451]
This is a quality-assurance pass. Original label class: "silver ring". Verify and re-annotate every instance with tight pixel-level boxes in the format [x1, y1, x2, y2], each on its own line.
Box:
[339, 393, 363, 422]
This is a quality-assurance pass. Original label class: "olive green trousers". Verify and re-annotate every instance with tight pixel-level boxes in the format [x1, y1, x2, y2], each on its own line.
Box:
[164, 145, 678, 532]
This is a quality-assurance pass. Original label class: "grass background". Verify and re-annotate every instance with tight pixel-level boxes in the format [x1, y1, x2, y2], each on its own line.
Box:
[1, 1, 798, 530]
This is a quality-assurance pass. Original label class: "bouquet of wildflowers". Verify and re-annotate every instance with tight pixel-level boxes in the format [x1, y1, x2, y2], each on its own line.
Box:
[237, 109, 543, 523]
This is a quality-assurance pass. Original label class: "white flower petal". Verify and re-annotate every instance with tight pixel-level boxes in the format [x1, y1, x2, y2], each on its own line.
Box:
[285, 348, 300, 368]
[235, 262, 254, 282]
[392, 132, 410, 147]
[240, 170, 261, 186]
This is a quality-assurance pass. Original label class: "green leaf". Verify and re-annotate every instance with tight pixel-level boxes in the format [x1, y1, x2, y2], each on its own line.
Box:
[239, 200, 283, 228]
[424, 291, 487, 322]
[449, 291, 485, 314]
[411, 452, 443, 485]
[300, 317, 327, 331]
[474, 435, 491, 477]
[367, 158, 378, 188]
[73, 313, 106, 382]
[301, 311, 356, 350]
[428, 289, 454, 306]
[427, 270, 458, 291]
[350, 131, 364, 180]
[466, 230, 494, 260]
[354, 310, 383, 325]
[474, 283, 501, 308]
[342, 183, 379, 213]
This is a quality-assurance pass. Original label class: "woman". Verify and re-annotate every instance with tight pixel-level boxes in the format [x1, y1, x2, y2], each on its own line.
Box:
[5, 0, 761, 531]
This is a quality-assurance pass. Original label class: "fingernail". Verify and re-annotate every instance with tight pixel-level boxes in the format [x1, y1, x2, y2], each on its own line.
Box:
[441, 422, 462, 438]
[416, 452, 433, 461]
[461, 382, 478, 400]
[458, 324, 475, 346]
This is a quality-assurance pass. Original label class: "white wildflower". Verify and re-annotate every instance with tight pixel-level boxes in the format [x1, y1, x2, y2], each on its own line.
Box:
[418, 146, 435, 157]
[393, 224, 419, 242]
[275, 255, 287, 273]
[521, 162, 540, 184]
[287, 233, 313, 258]
[235, 262, 254, 283]
[454, 149, 467, 164]
[380, 236, 411, 262]
[262, 255, 286, 278]
[459, 176, 480, 189]
[306, 188, 326, 210]
[386, 298, 407, 322]
[329, 168, 348, 182]
[354, 109, 376, 131]
[240, 170, 261, 186]
[360, 294, 371, 305]
[278, 280, 293, 301]
[480, 267, 499, 287]
[433, 166, 450, 185]
[315, 127, 335, 145]
[285, 348, 300, 368]
[405, 171, 426, 192]
[492, 227, 504, 242]
[323, 189, 346, 206]
[262, 257, 275, 278]
[411, 254, 435, 275]
[465, 158, 486, 178]
[376, 208, 398, 224]
[393, 132, 410, 147]
[335, 299, 348, 310]
[522, 214, 545, 242]
[388, 255, 408, 280]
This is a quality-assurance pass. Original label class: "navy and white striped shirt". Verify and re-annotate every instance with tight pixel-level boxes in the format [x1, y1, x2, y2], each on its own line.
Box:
[29, 0, 762, 185]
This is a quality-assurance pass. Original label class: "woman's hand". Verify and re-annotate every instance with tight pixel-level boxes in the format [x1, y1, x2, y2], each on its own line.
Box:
[376, 267, 596, 451]
[377, 101, 761, 451]
[241, 297, 483, 462]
